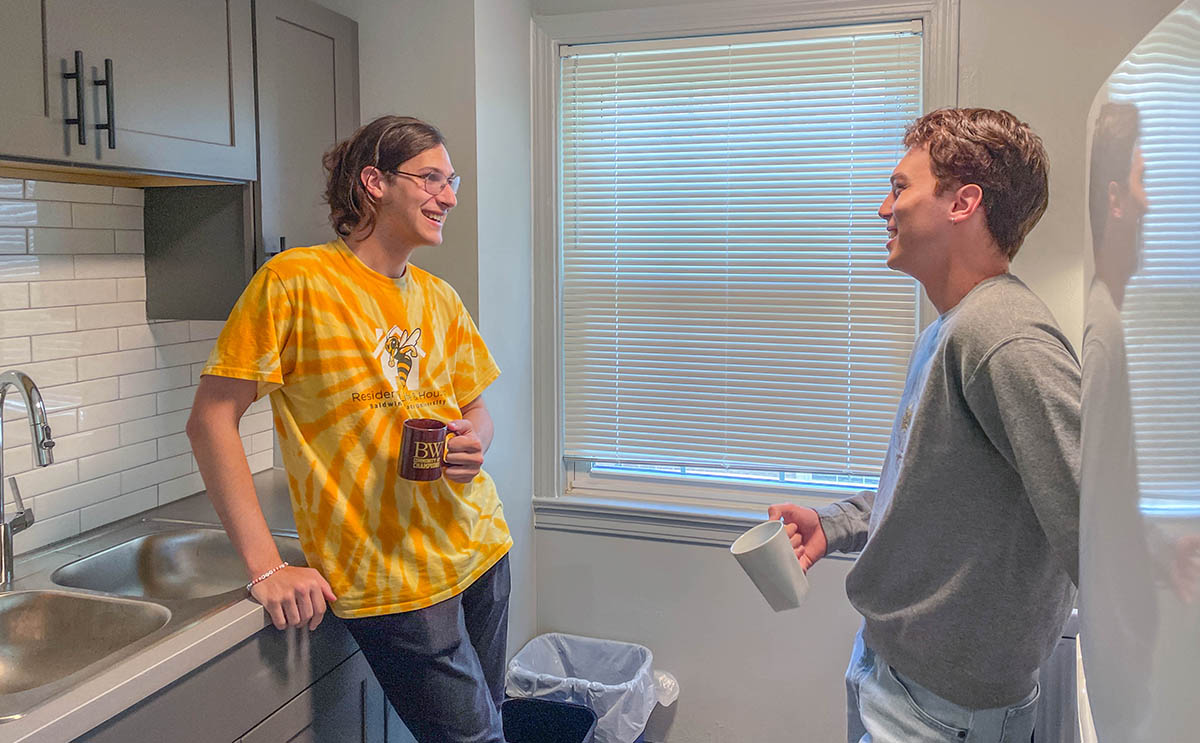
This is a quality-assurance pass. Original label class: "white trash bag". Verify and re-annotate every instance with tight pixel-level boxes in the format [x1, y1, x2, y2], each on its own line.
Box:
[505, 633, 678, 743]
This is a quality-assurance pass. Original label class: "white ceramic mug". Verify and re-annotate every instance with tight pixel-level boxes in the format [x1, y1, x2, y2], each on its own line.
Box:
[730, 519, 810, 612]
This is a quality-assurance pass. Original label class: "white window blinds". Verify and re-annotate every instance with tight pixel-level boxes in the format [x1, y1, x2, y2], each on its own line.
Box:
[560, 22, 922, 478]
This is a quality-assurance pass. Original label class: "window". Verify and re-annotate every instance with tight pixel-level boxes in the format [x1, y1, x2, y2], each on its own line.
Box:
[556, 22, 923, 504]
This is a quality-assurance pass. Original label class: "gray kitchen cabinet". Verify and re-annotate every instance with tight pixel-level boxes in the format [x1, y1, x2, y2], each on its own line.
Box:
[73, 617, 397, 743]
[254, 0, 360, 261]
[241, 650, 386, 743]
[0, 0, 257, 181]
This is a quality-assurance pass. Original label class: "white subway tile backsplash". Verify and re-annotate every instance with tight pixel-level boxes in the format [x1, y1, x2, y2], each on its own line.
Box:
[52, 425, 122, 461]
[32, 329, 119, 361]
[238, 410, 273, 437]
[117, 277, 146, 302]
[25, 181, 113, 204]
[30, 278, 118, 308]
[156, 386, 196, 414]
[188, 321, 226, 340]
[76, 301, 146, 330]
[158, 472, 204, 505]
[0, 283, 29, 310]
[246, 450, 274, 473]
[119, 321, 190, 350]
[0, 179, 24, 199]
[33, 474, 122, 520]
[251, 430, 274, 453]
[0, 306, 75, 338]
[78, 347, 157, 381]
[77, 440, 157, 481]
[0, 337, 32, 365]
[121, 453, 190, 493]
[81, 487, 158, 532]
[115, 230, 144, 254]
[157, 432, 192, 458]
[191, 362, 207, 385]
[78, 393, 157, 431]
[71, 203, 143, 230]
[12, 510, 80, 554]
[27, 227, 115, 255]
[10, 460, 79, 499]
[156, 339, 215, 368]
[74, 253, 143, 279]
[40, 378, 120, 414]
[0, 255, 76, 282]
[0, 199, 72, 227]
[3, 181, 273, 554]
[112, 187, 144, 207]
[247, 396, 272, 416]
[119, 365, 191, 398]
[119, 408, 189, 445]
[2, 444, 34, 478]
[0, 227, 26, 254]
[15, 358, 77, 387]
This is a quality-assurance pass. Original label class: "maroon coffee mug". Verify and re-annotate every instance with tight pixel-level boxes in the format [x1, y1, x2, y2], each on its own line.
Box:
[400, 418, 451, 481]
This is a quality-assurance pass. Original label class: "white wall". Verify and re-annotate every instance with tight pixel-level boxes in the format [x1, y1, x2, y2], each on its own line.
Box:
[0, 179, 274, 555]
[473, 0, 538, 658]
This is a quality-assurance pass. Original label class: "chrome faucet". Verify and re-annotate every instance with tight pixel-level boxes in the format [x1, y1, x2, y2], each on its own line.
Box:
[0, 370, 55, 590]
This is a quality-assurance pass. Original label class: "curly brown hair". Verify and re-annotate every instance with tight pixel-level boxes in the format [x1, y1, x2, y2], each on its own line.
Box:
[904, 108, 1050, 259]
[322, 116, 446, 238]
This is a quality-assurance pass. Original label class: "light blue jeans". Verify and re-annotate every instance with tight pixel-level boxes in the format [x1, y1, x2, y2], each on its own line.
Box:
[845, 629, 1040, 743]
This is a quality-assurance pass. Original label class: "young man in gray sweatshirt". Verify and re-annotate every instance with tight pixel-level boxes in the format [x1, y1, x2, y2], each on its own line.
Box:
[770, 108, 1079, 743]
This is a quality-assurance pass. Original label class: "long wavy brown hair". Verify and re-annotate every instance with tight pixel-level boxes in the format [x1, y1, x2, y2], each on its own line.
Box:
[322, 116, 446, 239]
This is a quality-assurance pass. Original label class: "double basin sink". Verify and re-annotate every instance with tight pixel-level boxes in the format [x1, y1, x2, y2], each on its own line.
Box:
[0, 526, 305, 721]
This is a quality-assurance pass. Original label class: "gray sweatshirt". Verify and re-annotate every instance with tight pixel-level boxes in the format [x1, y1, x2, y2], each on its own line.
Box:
[818, 273, 1080, 709]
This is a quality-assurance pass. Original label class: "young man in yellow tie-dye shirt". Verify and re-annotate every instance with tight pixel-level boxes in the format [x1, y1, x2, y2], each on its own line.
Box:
[187, 116, 512, 743]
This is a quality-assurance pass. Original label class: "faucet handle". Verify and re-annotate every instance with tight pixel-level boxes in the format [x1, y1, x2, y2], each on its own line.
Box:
[8, 477, 26, 512]
[5, 477, 33, 530]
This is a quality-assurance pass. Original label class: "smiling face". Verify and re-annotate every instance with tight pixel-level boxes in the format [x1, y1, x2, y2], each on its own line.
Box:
[378, 144, 458, 248]
[878, 146, 957, 280]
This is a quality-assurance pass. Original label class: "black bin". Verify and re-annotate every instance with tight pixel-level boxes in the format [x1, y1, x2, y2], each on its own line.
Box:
[501, 697, 598, 743]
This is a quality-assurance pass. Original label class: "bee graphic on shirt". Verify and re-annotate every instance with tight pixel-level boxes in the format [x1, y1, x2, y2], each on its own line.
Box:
[373, 326, 426, 392]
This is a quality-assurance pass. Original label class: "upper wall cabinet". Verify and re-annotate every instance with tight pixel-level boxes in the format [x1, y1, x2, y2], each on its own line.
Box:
[0, 0, 257, 181]
[254, 0, 359, 259]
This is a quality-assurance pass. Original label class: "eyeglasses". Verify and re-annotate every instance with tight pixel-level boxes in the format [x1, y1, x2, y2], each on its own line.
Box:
[390, 169, 461, 196]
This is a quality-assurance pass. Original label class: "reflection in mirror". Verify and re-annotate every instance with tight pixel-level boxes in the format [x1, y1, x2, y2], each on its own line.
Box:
[1080, 1, 1200, 740]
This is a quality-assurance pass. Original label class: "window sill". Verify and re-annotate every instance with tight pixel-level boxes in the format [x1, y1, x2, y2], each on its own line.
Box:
[532, 491, 856, 558]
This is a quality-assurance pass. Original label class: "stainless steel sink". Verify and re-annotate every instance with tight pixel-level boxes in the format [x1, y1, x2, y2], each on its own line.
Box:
[0, 591, 170, 696]
[50, 527, 307, 600]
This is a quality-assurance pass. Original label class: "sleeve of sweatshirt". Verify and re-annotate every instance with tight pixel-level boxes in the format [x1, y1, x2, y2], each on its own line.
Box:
[964, 336, 1081, 585]
[816, 489, 875, 554]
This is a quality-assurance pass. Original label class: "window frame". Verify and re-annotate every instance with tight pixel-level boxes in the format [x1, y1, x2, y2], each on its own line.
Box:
[532, 0, 959, 543]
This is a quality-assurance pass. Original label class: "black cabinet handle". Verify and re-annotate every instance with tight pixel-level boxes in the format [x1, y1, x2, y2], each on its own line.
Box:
[280, 236, 287, 252]
[94, 58, 116, 149]
[63, 50, 86, 145]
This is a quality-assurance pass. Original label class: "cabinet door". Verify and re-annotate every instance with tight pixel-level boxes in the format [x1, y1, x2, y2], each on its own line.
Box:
[0, 0, 256, 181]
[241, 651, 386, 743]
[255, 0, 359, 262]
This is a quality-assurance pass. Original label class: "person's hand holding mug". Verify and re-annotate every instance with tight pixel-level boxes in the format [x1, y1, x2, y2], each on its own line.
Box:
[444, 418, 484, 483]
[767, 503, 828, 572]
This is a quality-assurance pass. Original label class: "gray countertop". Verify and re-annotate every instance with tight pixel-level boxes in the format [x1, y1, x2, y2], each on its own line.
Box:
[1, 468, 297, 743]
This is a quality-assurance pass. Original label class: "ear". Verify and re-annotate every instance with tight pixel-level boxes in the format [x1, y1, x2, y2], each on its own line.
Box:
[359, 166, 386, 200]
[1107, 180, 1124, 220]
[949, 183, 984, 223]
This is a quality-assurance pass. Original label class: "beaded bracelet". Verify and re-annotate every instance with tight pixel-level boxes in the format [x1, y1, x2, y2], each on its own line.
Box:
[246, 561, 289, 592]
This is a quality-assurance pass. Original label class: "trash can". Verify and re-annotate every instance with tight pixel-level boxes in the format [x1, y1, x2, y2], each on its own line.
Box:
[505, 633, 678, 743]
[501, 697, 598, 743]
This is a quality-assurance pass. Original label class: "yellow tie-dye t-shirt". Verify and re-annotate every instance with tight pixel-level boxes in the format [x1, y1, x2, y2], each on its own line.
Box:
[203, 239, 511, 618]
